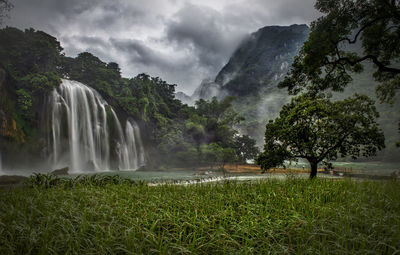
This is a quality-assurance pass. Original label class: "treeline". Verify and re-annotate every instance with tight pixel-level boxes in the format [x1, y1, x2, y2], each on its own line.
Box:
[0, 27, 258, 168]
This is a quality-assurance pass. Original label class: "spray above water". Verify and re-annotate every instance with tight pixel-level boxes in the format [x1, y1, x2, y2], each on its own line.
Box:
[50, 79, 145, 173]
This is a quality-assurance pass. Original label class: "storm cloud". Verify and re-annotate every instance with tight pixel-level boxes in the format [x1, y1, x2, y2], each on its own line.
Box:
[4, 0, 320, 94]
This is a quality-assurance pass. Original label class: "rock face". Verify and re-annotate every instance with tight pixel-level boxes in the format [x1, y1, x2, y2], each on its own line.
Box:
[181, 24, 309, 105]
[50, 167, 69, 176]
[215, 24, 310, 96]
[186, 24, 310, 144]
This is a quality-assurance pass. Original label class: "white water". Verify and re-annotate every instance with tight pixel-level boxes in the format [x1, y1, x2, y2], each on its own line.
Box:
[50, 79, 145, 173]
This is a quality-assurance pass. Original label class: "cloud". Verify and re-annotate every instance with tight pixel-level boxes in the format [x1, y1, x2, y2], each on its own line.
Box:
[166, 3, 247, 71]
[111, 38, 174, 68]
[5, 0, 321, 94]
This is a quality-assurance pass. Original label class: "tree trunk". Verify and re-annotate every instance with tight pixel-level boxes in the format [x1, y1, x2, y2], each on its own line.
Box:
[309, 160, 318, 179]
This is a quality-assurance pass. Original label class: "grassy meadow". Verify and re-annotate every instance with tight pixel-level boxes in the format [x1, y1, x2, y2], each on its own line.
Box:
[0, 176, 399, 254]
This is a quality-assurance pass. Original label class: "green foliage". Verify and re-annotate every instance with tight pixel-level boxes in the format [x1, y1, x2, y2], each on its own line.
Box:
[15, 88, 33, 121]
[278, 0, 400, 143]
[26, 173, 61, 189]
[200, 143, 223, 167]
[0, 27, 63, 142]
[280, 0, 400, 100]
[0, 27, 63, 77]
[220, 147, 237, 167]
[199, 143, 238, 168]
[234, 135, 260, 163]
[175, 145, 199, 165]
[1, 179, 399, 254]
[138, 97, 150, 120]
[25, 173, 140, 189]
[257, 94, 385, 178]
[18, 72, 61, 93]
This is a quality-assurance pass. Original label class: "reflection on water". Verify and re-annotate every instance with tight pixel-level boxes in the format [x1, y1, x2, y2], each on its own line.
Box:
[67, 170, 339, 184]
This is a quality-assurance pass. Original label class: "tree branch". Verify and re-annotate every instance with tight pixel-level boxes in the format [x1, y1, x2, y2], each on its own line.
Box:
[327, 55, 400, 74]
[318, 131, 350, 162]
[338, 16, 388, 45]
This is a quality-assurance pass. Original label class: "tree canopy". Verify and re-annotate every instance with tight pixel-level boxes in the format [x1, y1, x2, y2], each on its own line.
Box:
[233, 135, 260, 164]
[257, 94, 385, 178]
[279, 0, 400, 104]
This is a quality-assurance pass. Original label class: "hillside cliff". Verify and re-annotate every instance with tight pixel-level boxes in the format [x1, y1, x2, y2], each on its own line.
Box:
[216, 24, 309, 96]
[191, 24, 399, 161]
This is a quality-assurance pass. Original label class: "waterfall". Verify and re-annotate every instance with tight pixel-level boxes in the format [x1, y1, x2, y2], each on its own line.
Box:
[50, 79, 145, 173]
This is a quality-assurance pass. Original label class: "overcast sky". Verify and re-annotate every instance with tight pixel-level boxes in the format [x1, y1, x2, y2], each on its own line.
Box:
[4, 0, 320, 94]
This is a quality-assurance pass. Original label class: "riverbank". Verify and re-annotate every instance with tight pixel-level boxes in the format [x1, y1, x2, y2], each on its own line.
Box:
[1, 161, 399, 188]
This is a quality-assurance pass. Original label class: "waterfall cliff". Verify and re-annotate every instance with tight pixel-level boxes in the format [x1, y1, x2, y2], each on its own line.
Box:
[50, 79, 145, 173]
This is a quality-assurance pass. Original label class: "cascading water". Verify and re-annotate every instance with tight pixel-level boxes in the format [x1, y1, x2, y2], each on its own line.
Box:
[50, 79, 145, 173]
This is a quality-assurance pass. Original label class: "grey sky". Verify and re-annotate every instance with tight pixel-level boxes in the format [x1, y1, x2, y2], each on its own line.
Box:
[4, 0, 320, 94]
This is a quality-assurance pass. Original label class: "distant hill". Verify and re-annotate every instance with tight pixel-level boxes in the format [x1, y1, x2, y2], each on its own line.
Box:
[188, 24, 400, 162]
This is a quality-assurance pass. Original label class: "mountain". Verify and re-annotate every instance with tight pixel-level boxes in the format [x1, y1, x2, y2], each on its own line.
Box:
[188, 24, 310, 144]
[216, 24, 309, 96]
[190, 24, 400, 162]
[186, 24, 310, 103]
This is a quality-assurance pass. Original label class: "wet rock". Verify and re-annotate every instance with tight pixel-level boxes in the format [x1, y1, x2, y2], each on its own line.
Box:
[51, 167, 69, 176]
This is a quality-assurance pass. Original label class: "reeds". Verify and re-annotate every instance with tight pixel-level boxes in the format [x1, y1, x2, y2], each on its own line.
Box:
[1, 177, 399, 254]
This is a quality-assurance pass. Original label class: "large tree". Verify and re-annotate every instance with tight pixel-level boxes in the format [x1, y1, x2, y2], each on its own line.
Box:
[256, 94, 385, 178]
[279, 0, 400, 103]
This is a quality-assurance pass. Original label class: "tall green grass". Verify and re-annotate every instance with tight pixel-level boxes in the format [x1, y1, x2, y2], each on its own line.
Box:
[0, 178, 399, 254]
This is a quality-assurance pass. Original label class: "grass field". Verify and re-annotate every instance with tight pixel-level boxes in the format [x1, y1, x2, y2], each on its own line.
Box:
[0, 176, 399, 254]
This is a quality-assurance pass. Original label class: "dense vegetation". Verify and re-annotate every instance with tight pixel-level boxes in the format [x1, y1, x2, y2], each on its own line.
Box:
[0, 27, 258, 168]
[280, 0, 400, 100]
[1, 178, 399, 254]
[279, 0, 400, 143]
[257, 94, 385, 178]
